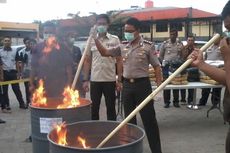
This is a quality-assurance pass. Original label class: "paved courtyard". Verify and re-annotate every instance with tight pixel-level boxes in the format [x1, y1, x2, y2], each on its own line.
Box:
[0, 83, 228, 153]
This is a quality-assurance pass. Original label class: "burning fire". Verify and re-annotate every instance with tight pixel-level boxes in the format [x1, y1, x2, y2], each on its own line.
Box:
[43, 36, 60, 53]
[55, 123, 68, 146]
[77, 136, 90, 149]
[57, 87, 80, 109]
[31, 80, 80, 108]
[32, 80, 47, 107]
[54, 123, 90, 149]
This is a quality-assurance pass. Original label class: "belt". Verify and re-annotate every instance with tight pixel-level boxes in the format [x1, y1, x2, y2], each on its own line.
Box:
[3, 70, 17, 72]
[123, 77, 149, 83]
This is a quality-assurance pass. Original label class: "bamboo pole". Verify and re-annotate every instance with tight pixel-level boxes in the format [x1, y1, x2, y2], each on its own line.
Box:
[71, 35, 93, 89]
[96, 33, 220, 148]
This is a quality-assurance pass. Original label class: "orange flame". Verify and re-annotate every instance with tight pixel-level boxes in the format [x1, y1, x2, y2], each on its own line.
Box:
[43, 36, 60, 53]
[32, 80, 47, 107]
[55, 123, 68, 146]
[57, 87, 80, 109]
[77, 136, 90, 149]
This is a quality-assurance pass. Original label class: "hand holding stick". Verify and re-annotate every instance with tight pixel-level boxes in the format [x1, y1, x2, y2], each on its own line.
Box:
[96, 33, 220, 148]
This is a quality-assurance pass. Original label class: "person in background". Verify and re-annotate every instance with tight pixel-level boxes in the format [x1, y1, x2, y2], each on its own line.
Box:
[30, 21, 73, 98]
[0, 36, 27, 113]
[0, 56, 6, 123]
[62, 32, 86, 97]
[189, 1, 230, 152]
[198, 36, 223, 106]
[181, 35, 196, 104]
[82, 14, 122, 121]
[16, 38, 37, 107]
[92, 17, 162, 153]
[159, 28, 183, 108]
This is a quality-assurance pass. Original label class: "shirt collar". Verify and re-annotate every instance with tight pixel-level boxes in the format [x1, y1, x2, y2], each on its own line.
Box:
[3, 47, 12, 51]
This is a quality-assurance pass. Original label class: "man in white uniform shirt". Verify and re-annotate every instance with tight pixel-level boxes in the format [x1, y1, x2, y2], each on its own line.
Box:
[0, 36, 26, 113]
[82, 14, 122, 120]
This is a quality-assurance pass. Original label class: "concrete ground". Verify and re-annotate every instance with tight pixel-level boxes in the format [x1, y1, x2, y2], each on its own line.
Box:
[0, 83, 228, 153]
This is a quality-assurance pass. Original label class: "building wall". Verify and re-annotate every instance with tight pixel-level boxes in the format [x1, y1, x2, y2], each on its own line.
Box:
[140, 21, 216, 42]
[0, 21, 39, 45]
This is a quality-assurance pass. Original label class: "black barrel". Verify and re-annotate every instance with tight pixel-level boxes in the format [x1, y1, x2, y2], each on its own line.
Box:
[31, 98, 91, 153]
[48, 121, 145, 153]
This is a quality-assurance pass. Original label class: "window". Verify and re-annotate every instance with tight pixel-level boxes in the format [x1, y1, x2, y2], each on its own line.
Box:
[156, 23, 168, 32]
[170, 22, 183, 31]
[140, 24, 150, 33]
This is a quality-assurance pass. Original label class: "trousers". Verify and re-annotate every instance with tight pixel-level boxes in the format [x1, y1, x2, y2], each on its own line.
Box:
[90, 81, 116, 120]
[1, 70, 25, 109]
[122, 77, 162, 153]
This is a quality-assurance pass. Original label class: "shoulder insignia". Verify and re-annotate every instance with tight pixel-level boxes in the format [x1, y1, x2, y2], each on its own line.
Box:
[110, 34, 119, 39]
[143, 40, 153, 45]
[122, 41, 129, 44]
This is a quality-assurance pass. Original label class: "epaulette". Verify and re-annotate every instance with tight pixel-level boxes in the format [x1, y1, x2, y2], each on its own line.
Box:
[110, 34, 119, 39]
[122, 41, 129, 44]
[143, 40, 153, 45]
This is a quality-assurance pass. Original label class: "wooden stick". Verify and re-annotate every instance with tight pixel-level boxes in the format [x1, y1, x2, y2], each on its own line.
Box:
[71, 35, 93, 89]
[96, 33, 220, 148]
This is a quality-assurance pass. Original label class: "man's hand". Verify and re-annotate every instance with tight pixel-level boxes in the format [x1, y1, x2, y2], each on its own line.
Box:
[82, 81, 89, 92]
[188, 48, 205, 68]
[89, 25, 98, 39]
[116, 82, 122, 92]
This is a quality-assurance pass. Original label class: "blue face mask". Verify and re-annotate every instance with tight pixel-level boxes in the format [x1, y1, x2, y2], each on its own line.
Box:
[124, 32, 135, 41]
[97, 25, 107, 33]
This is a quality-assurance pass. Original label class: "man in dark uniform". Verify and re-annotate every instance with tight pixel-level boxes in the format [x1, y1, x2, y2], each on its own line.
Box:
[159, 28, 183, 108]
[0, 36, 27, 112]
[16, 38, 37, 107]
[30, 22, 73, 98]
[189, 1, 230, 152]
[61, 32, 86, 98]
[92, 17, 162, 153]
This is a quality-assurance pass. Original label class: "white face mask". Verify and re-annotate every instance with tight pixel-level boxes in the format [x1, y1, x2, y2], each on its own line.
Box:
[43, 34, 55, 40]
[68, 37, 75, 44]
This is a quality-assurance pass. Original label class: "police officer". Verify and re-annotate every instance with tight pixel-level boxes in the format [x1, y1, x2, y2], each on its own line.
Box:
[198, 36, 223, 106]
[0, 36, 27, 112]
[92, 17, 162, 153]
[159, 28, 183, 108]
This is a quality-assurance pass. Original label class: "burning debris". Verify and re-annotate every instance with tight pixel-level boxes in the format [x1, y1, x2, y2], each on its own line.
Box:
[32, 80, 47, 107]
[53, 123, 90, 149]
[31, 79, 80, 108]
[57, 87, 80, 109]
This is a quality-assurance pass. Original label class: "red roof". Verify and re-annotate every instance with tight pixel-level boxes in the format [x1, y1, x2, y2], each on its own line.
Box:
[122, 7, 218, 21]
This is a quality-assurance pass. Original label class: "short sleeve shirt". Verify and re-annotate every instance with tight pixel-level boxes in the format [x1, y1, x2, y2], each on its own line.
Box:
[109, 38, 160, 78]
[16, 48, 32, 71]
[86, 33, 120, 82]
[206, 45, 223, 61]
[0, 47, 17, 70]
[160, 39, 183, 62]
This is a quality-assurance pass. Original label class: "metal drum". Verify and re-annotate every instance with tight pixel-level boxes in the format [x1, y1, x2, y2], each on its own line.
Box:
[30, 98, 91, 153]
[48, 121, 145, 153]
